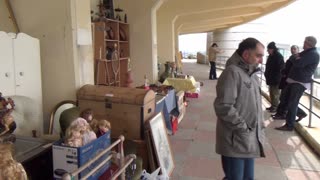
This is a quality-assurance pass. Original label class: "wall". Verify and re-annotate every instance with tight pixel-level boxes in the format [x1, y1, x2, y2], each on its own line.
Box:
[0, 0, 15, 32]
[0, 0, 93, 133]
[114, 0, 161, 84]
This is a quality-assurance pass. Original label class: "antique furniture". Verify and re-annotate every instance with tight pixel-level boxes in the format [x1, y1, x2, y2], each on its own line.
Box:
[48, 100, 77, 135]
[93, 18, 130, 87]
[0, 32, 43, 135]
[77, 85, 155, 140]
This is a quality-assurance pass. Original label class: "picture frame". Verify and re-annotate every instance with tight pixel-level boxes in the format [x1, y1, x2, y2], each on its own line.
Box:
[149, 112, 175, 176]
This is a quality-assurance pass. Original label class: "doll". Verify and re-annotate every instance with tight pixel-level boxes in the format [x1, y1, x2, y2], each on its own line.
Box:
[67, 118, 97, 146]
[64, 125, 83, 147]
[96, 119, 111, 138]
[0, 143, 27, 180]
[80, 108, 99, 133]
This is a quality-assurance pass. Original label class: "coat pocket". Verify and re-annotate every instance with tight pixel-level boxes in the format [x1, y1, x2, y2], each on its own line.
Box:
[232, 130, 257, 153]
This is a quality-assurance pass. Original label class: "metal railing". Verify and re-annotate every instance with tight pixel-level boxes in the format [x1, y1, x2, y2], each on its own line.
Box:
[216, 56, 320, 128]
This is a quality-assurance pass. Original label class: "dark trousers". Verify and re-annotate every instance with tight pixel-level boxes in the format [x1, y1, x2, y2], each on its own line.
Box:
[269, 85, 280, 108]
[285, 83, 306, 128]
[209, 61, 217, 79]
[276, 84, 307, 117]
[221, 155, 254, 180]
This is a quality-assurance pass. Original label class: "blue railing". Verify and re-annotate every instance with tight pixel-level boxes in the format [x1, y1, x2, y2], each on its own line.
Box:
[216, 56, 320, 128]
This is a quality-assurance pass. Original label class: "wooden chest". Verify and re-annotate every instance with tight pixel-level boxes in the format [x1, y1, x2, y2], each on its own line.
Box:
[77, 85, 155, 140]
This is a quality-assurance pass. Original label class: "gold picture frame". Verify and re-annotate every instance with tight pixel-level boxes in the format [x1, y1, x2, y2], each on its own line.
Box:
[149, 112, 175, 176]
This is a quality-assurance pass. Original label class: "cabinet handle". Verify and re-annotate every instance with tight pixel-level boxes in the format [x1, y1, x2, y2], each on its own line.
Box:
[5, 72, 9, 77]
[19, 72, 24, 76]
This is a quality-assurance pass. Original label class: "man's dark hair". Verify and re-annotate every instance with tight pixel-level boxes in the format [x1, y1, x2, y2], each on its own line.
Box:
[237, 38, 262, 56]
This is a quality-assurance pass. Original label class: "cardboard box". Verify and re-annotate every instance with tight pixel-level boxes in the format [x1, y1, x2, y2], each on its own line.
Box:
[176, 91, 186, 123]
[77, 85, 155, 140]
[52, 131, 111, 180]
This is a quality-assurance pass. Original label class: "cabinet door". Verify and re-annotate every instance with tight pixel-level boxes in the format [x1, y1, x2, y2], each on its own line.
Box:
[0, 32, 15, 95]
[13, 33, 42, 103]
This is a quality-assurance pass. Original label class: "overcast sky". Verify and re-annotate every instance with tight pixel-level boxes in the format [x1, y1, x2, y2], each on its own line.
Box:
[257, 0, 320, 45]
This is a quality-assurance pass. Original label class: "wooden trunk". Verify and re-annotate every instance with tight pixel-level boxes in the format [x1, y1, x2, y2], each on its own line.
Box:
[77, 85, 155, 140]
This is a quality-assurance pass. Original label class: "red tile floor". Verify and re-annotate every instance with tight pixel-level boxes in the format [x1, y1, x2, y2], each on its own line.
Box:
[168, 60, 320, 180]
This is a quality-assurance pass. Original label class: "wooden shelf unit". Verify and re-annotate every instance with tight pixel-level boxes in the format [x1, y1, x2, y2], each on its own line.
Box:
[93, 19, 129, 87]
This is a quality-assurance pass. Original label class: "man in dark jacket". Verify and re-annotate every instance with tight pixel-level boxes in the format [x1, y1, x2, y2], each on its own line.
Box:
[215, 38, 265, 180]
[272, 45, 307, 120]
[276, 36, 320, 131]
[264, 42, 284, 112]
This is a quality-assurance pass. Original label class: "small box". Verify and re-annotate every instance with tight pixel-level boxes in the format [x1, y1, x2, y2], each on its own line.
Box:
[52, 131, 111, 180]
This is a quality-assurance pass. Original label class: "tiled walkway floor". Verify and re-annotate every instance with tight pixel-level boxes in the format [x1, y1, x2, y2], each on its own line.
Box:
[169, 60, 320, 180]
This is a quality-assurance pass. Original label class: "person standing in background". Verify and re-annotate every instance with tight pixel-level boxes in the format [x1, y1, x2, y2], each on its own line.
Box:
[264, 42, 284, 113]
[276, 36, 320, 131]
[272, 45, 307, 121]
[214, 38, 265, 180]
[208, 43, 223, 80]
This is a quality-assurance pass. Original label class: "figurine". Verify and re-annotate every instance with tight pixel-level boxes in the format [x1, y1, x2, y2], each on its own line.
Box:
[96, 119, 111, 138]
[115, 7, 123, 21]
[6, 97, 15, 110]
[0, 111, 16, 137]
[0, 143, 27, 180]
[97, 0, 107, 21]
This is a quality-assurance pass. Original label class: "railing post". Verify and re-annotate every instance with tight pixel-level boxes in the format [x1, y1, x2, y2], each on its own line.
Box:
[308, 82, 314, 128]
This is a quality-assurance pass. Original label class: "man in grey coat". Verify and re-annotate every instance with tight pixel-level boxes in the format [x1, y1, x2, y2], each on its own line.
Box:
[214, 38, 266, 180]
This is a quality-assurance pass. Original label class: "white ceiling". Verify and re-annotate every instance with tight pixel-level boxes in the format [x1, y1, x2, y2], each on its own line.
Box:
[160, 0, 296, 34]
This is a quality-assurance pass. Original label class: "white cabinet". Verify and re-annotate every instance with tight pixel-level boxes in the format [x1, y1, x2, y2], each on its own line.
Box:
[0, 32, 43, 135]
[0, 32, 15, 95]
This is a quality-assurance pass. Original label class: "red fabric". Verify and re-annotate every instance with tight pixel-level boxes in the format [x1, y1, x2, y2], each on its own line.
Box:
[185, 92, 199, 98]
[171, 117, 178, 134]
[99, 164, 119, 180]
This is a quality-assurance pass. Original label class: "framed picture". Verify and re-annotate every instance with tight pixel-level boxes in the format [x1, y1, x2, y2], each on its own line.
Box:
[149, 112, 175, 176]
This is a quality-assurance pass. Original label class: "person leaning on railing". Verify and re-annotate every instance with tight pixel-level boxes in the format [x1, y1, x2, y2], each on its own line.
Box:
[275, 36, 320, 131]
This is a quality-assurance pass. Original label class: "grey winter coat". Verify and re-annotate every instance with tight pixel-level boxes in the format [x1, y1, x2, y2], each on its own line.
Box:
[214, 52, 265, 158]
